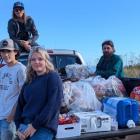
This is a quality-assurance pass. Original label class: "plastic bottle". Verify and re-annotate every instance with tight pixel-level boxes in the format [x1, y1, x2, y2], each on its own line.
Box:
[111, 117, 118, 131]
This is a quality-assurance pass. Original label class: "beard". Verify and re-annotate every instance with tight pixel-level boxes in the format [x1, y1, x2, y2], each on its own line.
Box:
[103, 52, 113, 57]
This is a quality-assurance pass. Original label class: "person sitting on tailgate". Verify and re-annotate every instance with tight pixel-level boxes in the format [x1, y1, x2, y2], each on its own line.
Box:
[94, 40, 124, 79]
[8, 1, 39, 53]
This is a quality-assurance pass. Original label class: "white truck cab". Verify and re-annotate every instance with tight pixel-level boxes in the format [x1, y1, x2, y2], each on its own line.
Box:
[19, 49, 85, 78]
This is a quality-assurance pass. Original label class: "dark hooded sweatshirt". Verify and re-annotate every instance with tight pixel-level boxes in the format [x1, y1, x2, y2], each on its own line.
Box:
[14, 71, 63, 135]
[8, 16, 39, 52]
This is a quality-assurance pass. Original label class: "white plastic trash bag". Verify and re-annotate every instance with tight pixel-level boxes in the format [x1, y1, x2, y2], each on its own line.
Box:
[86, 76, 126, 99]
[63, 81, 102, 112]
[65, 64, 89, 79]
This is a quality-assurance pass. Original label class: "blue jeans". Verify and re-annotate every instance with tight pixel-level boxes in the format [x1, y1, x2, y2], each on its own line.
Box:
[0, 120, 15, 140]
[29, 128, 54, 140]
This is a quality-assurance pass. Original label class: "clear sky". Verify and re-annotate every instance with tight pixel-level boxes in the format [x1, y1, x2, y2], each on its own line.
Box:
[0, 0, 140, 66]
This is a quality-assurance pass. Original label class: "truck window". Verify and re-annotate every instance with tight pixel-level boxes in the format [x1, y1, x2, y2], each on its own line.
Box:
[49, 55, 56, 69]
[53, 55, 81, 68]
[18, 53, 83, 77]
[53, 55, 82, 76]
[19, 54, 28, 66]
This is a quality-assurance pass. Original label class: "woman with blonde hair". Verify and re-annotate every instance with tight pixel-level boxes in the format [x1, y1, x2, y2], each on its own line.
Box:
[8, 1, 39, 53]
[14, 46, 63, 140]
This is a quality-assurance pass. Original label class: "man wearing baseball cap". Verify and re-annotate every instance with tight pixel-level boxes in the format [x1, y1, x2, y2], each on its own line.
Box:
[8, 1, 39, 53]
[0, 38, 26, 140]
[0, 38, 19, 51]
[13, 1, 24, 9]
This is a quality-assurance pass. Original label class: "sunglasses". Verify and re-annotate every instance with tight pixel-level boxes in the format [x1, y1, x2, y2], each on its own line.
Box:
[14, 8, 23, 12]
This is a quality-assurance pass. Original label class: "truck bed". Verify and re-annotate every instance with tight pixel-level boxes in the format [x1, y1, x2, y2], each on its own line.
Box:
[56, 125, 140, 140]
[56, 77, 140, 140]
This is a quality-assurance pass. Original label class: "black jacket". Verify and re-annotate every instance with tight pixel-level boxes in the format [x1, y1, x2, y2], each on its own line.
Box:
[8, 16, 39, 52]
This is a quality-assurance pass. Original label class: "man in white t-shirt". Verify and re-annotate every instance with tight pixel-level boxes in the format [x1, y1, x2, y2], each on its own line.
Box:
[0, 38, 26, 140]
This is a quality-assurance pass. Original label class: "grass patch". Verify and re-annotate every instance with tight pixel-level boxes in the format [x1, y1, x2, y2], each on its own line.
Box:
[124, 65, 140, 78]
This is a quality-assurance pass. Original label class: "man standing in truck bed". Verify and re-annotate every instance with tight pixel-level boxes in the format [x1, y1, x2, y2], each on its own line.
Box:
[94, 40, 124, 79]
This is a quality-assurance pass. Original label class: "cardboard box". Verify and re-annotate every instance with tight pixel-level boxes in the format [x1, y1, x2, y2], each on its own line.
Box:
[56, 122, 81, 138]
[74, 111, 111, 133]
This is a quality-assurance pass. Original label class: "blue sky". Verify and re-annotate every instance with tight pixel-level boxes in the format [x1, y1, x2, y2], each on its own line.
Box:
[0, 0, 140, 65]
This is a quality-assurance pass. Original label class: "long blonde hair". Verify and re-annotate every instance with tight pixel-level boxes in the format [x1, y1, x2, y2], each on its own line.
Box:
[26, 46, 54, 83]
[12, 8, 27, 23]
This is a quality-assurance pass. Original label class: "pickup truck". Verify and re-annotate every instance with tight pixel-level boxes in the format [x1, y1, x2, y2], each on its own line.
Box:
[55, 76, 140, 140]
[1, 49, 140, 139]
[18, 49, 85, 79]
[40, 49, 140, 139]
